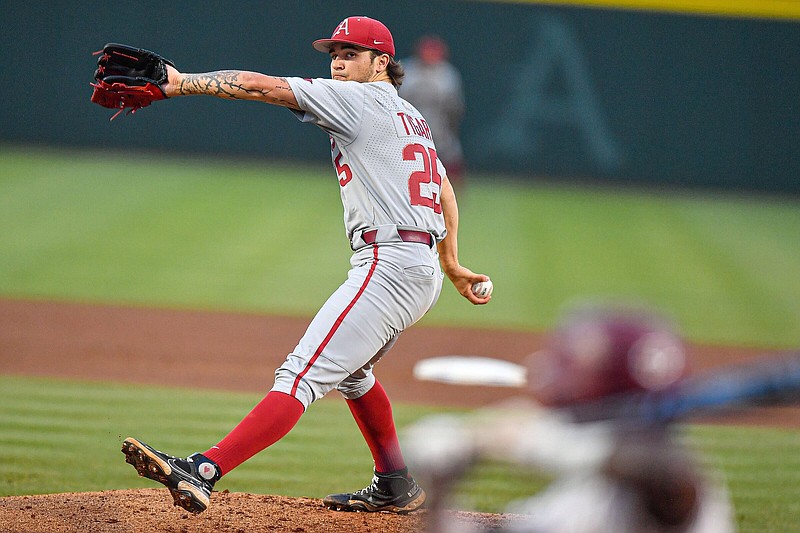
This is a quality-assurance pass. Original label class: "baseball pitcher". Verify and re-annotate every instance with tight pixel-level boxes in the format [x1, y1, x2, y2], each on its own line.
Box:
[94, 16, 492, 515]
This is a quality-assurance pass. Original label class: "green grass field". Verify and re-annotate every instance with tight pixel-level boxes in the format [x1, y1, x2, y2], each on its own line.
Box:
[1, 375, 799, 532]
[1, 145, 798, 346]
[1, 145, 799, 531]
[0, 376, 543, 510]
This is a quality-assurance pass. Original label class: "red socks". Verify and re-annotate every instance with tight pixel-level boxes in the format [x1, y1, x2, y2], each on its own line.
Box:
[346, 380, 406, 473]
[202, 382, 405, 477]
[204, 391, 304, 476]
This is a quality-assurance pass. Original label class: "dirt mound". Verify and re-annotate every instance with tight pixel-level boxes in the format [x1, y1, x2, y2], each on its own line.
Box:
[0, 489, 508, 533]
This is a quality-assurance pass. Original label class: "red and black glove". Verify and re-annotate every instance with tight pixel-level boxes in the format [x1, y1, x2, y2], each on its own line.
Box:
[91, 43, 174, 120]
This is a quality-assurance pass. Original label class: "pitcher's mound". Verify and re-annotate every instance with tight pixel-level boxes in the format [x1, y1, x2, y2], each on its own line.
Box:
[0, 489, 511, 532]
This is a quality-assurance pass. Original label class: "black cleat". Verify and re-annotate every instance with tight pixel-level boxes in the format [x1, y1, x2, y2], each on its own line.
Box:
[121, 437, 219, 514]
[323, 468, 426, 513]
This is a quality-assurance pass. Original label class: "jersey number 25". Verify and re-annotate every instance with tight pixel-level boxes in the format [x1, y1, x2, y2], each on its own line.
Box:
[404, 143, 442, 214]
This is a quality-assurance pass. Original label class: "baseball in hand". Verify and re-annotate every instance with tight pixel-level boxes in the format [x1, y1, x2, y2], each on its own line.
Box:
[472, 279, 493, 298]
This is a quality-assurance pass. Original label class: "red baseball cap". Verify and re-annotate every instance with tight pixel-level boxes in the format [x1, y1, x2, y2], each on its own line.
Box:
[313, 16, 395, 57]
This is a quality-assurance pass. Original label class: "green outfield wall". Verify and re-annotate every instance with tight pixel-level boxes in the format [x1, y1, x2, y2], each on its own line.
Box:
[2, 1, 798, 193]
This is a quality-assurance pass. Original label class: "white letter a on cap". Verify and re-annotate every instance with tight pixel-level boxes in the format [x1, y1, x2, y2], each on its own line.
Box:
[333, 19, 350, 36]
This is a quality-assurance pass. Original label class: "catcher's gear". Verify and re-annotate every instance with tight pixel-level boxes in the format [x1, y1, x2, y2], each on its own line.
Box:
[91, 43, 174, 120]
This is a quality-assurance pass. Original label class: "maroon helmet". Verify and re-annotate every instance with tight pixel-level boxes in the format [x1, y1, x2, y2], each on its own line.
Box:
[529, 304, 688, 407]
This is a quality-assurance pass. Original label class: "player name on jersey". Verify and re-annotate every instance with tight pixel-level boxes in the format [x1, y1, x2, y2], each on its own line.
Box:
[394, 112, 433, 141]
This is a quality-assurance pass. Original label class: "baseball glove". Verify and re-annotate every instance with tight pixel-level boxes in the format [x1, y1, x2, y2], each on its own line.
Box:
[91, 43, 175, 120]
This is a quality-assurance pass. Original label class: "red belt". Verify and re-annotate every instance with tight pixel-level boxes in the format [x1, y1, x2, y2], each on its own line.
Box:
[361, 229, 434, 247]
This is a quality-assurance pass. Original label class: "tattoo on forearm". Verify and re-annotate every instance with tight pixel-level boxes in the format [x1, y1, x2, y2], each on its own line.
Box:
[271, 77, 295, 105]
[177, 71, 293, 103]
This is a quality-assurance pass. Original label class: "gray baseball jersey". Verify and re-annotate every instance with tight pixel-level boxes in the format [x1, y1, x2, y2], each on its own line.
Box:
[270, 78, 447, 408]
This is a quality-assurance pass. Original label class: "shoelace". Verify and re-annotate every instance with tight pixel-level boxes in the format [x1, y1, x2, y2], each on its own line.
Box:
[356, 475, 385, 496]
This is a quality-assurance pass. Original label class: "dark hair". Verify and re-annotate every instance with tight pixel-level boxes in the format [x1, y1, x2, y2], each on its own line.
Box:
[370, 51, 405, 88]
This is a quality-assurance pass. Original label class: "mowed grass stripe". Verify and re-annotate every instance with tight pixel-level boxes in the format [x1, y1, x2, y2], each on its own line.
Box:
[0, 149, 349, 315]
[680, 200, 800, 336]
[2, 147, 800, 347]
[0, 376, 441, 497]
[2, 375, 800, 529]
[457, 182, 800, 346]
[0, 374, 585, 510]
[687, 424, 800, 533]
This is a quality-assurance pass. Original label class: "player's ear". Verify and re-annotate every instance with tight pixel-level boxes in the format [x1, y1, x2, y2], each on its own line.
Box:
[374, 53, 390, 73]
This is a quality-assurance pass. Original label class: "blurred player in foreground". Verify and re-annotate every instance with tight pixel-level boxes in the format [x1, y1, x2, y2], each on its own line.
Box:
[405, 303, 737, 532]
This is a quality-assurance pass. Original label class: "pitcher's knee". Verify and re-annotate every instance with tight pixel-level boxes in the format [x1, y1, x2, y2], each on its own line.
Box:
[337, 373, 376, 400]
[271, 369, 325, 410]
